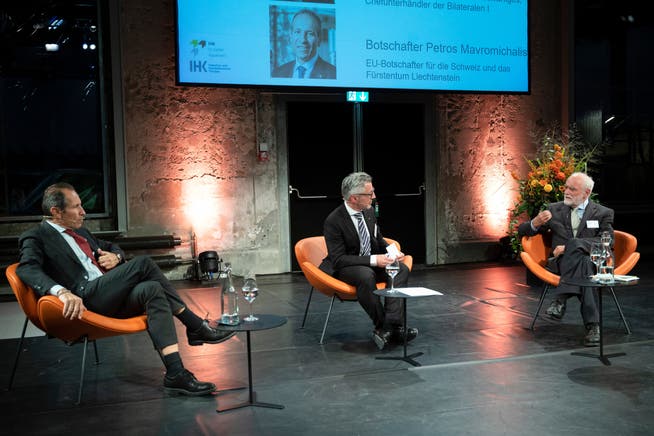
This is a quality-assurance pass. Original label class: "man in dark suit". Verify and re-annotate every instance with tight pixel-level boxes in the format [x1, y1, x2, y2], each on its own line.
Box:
[271, 9, 336, 79]
[518, 172, 614, 346]
[17, 182, 234, 396]
[320, 172, 416, 350]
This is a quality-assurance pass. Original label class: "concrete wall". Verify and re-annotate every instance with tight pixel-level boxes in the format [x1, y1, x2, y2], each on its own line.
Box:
[115, 0, 566, 274]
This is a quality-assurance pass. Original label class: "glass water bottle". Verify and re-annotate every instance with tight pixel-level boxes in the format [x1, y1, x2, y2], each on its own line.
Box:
[219, 262, 240, 325]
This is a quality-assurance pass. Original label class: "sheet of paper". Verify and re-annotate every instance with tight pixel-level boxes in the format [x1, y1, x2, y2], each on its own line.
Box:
[613, 275, 639, 282]
[385, 244, 400, 258]
[588, 274, 639, 283]
[396, 287, 443, 297]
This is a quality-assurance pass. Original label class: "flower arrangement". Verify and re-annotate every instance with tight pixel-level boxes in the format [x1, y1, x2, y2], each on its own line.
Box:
[506, 124, 599, 254]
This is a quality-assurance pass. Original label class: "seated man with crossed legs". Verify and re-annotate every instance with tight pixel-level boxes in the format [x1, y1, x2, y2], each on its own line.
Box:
[17, 182, 234, 395]
[518, 172, 613, 346]
[319, 172, 417, 350]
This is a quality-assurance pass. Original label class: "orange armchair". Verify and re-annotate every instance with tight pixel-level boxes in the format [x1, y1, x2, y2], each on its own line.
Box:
[294, 236, 412, 344]
[520, 230, 638, 332]
[5, 263, 148, 404]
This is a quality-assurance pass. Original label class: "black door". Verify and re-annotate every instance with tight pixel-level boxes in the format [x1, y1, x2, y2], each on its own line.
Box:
[361, 102, 426, 264]
[288, 100, 426, 270]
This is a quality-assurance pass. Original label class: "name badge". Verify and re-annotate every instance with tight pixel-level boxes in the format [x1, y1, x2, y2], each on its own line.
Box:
[587, 220, 599, 228]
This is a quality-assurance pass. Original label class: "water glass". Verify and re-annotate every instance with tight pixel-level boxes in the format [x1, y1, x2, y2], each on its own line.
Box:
[589, 242, 603, 276]
[241, 272, 259, 322]
[385, 258, 400, 293]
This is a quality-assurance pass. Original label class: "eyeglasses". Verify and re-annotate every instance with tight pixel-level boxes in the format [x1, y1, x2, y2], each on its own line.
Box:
[353, 192, 374, 197]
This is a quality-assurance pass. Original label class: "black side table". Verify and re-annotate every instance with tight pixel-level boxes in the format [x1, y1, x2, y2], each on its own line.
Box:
[215, 314, 287, 412]
[561, 277, 638, 366]
[373, 287, 440, 367]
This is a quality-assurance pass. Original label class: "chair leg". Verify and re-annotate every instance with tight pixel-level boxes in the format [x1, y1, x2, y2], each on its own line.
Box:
[608, 287, 631, 335]
[319, 295, 336, 345]
[300, 286, 315, 329]
[7, 317, 29, 391]
[530, 284, 550, 331]
[93, 341, 100, 365]
[76, 336, 89, 405]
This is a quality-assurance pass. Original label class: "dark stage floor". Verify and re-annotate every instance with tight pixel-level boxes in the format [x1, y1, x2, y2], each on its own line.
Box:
[2, 259, 654, 435]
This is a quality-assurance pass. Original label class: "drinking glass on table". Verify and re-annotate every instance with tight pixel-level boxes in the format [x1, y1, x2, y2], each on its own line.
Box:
[241, 272, 259, 322]
[385, 257, 400, 293]
[589, 242, 603, 276]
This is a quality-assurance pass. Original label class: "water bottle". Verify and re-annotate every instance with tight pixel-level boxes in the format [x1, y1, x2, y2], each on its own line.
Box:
[599, 232, 614, 283]
[219, 262, 240, 325]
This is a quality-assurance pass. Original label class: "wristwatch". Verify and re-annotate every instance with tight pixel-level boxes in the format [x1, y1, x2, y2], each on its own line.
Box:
[116, 253, 123, 263]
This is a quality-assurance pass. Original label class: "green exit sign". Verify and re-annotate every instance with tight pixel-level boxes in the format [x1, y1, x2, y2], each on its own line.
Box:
[346, 91, 369, 102]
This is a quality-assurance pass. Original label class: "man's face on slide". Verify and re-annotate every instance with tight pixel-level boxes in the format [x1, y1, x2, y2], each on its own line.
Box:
[291, 13, 319, 63]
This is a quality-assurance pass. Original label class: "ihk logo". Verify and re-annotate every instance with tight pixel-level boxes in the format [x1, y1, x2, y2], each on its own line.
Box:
[190, 39, 207, 56]
[189, 60, 207, 72]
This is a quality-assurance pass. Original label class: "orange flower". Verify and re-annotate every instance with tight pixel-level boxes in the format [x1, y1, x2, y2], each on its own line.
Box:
[530, 179, 539, 187]
[539, 179, 547, 186]
[555, 171, 566, 181]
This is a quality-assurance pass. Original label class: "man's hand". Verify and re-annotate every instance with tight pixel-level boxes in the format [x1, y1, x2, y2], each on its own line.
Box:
[59, 290, 86, 320]
[97, 249, 121, 270]
[531, 210, 552, 228]
[375, 253, 405, 267]
[552, 245, 565, 257]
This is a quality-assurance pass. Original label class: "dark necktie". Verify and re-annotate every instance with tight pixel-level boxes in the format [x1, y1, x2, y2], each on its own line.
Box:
[354, 213, 371, 256]
[64, 229, 105, 272]
[297, 66, 306, 78]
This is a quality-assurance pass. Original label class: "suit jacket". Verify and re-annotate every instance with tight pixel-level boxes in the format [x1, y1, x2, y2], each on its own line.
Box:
[271, 56, 336, 79]
[518, 200, 614, 256]
[17, 221, 125, 297]
[320, 204, 388, 275]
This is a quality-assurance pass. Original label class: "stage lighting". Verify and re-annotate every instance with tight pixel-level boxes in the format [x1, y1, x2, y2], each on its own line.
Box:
[199, 251, 222, 279]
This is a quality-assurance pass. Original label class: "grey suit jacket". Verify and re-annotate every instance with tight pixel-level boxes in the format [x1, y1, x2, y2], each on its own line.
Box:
[320, 204, 388, 275]
[17, 221, 125, 296]
[518, 200, 614, 256]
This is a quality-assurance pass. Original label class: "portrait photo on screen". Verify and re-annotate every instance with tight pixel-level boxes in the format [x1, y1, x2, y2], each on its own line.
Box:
[270, 6, 336, 80]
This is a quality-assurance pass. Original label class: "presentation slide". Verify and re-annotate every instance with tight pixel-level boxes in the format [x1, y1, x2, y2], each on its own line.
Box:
[176, 0, 529, 93]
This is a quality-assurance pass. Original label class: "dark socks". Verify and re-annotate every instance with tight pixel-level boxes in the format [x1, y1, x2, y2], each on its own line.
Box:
[175, 307, 204, 331]
[162, 352, 184, 377]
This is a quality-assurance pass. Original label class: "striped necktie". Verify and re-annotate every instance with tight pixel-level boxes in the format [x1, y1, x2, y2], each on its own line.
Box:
[354, 213, 370, 256]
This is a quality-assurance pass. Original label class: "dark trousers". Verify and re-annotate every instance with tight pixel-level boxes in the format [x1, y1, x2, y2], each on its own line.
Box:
[547, 239, 599, 324]
[336, 262, 409, 329]
[80, 256, 184, 350]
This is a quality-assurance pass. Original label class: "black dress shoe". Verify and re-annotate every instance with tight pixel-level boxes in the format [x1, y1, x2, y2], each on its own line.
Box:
[164, 369, 216, 396]
[546, 299, 566, 320]
[391, 326, 418, 344]
[187, 320, 236, 346]
[372, 328, 392, 350]
[584, 323, 600, 347]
